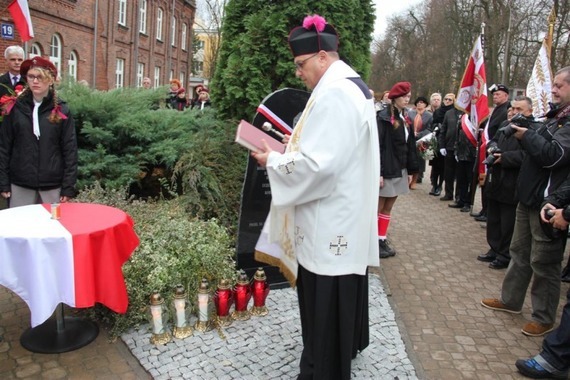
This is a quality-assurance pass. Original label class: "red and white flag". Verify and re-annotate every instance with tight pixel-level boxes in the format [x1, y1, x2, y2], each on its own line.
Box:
[526, 38, 553, 119]
[8, 0, 34, 42]
[456, 35, 490, 175]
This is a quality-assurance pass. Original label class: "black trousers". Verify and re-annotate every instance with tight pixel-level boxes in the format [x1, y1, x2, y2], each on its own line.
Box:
[486, 198, 516, 263]
[296, 265, 369, 380]
[456, 160, 474, 206]
[430, 155, 445, 187]
[443, 152, 457, 198]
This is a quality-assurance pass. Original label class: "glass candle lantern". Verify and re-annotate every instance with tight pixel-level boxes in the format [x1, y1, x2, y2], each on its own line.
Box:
[171, 284, 193, 339]
[213, 279, 234, 327]
[250, 268, 270, 316]
[194, 278, 213, 332]
[148, 292, 172, 345]
[232, 270, 252, 321]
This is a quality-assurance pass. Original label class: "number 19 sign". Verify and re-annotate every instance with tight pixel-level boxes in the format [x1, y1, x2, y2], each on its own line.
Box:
[1, 23, 15, 40]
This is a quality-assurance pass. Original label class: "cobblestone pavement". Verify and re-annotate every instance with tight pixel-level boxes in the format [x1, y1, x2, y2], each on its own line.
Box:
[1, 170, 569, 379]
[121, 274, 416, 380]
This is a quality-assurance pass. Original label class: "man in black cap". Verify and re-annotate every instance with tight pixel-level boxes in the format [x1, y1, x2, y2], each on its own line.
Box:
[472, 84, 510, 223]
[251, 14, 379, 380]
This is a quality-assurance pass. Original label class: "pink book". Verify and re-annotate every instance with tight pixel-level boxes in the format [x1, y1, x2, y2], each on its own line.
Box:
[235, 120, 286, 153]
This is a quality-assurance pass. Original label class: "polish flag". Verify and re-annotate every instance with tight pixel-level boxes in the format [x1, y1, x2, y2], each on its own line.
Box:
[8, 0, 35, 42]
[456, 35, 490, 175]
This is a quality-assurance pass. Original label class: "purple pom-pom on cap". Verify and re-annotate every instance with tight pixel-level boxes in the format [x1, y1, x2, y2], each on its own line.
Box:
[302, 14, 326, 32]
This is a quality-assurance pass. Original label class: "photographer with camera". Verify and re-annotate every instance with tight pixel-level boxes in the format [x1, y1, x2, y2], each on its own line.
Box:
[477, 97, 537, 270]
[482, 67, 570, 339]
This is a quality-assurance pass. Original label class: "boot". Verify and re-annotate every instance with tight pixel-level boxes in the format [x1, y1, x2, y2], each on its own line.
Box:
[409, 174, 418, 190]
[434, 186, 441, 196]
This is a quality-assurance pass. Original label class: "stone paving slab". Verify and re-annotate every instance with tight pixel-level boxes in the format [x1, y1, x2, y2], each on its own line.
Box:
[121, 274, 418, 379]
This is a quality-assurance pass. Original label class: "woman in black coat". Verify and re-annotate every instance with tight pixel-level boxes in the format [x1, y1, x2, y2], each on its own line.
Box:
[376, 81, 419, 258]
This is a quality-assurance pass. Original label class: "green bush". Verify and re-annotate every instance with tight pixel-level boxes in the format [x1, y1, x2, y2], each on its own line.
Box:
[75, 183, 238, 337]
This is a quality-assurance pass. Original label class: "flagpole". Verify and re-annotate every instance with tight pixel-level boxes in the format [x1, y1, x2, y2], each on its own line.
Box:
[546, 7, 556, 55]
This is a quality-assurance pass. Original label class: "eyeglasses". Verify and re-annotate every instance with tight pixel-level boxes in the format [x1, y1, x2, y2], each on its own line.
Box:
[444, 98, 453, 101]
[26, 74, 46, 82]
[294, 53, 319, 70]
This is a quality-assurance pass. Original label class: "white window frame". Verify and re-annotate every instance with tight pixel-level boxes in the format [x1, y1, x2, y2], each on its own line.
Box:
[156, 8, 163, 41]
[30, 43, 42, 58]
[118, 0, 127, 26]
[116, 58, 125, 88]
[181, 23, 187, 51]
[50, 34, 62, 77]
[68, 51, 78, 81]
[154, 66, 160, 88]
[171, 17, 177, 46]
[137, 63, 144, 87]
[180, 72, 185, 86]
[139, 0, 147, 34]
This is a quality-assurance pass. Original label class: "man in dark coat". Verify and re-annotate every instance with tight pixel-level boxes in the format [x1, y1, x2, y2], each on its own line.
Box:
[477, 96, 539, 269]
[436, 94, 460, 201]
[0, 46, 25, 99]
[472, 84, 511, 221]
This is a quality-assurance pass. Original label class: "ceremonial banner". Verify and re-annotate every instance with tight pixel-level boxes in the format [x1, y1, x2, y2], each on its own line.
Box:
[236, 88, 309, 286]
[526, 39, 553, 119]
[456, 34, 490, 176]
[8, 0, 34, 42]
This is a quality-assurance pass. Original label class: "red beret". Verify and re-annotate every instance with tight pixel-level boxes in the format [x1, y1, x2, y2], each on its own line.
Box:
[20, 57, 57, 79]
[388, 81, 411, 100]
[177, 87, 186, 95]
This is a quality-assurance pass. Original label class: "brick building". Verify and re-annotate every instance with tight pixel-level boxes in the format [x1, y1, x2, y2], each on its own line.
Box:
[0, 0, 195, 90]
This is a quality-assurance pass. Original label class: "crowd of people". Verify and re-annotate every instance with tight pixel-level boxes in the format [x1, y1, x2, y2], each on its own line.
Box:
[371, 67, 570, 379]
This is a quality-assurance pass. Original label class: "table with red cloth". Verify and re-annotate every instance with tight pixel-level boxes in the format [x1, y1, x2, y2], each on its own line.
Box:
[0, 202, 139, 352]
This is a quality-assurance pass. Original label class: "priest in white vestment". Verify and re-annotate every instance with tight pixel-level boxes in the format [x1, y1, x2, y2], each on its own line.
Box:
[251, 14, 380, 380]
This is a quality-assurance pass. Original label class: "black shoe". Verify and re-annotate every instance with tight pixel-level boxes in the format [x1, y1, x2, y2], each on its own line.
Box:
[448, 202, 464, 208]
[429, 186, 436, 195]
[489, 260, 509, 269]
[477, 252, 496, 262]
[433, 186, 441, 196]
[474, 215, 487, 222]
[440, 194, 453, 201]
[470, 210, 483, 217]
[379, 239, 396, 258]
[460, 205, 471, 212]
[515, 358, 568, 379]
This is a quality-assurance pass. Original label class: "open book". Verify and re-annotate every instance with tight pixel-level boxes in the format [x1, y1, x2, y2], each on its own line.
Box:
[235, 120, 286, 153]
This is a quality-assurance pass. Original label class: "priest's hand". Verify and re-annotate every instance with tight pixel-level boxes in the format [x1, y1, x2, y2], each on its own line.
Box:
[251, 140, 274, 168]
[1, 191, 10, 199]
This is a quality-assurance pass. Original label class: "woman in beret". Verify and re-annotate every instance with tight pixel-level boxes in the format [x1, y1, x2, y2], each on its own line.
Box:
[376, 81, 419, 258]
[0, 57, 77, 207]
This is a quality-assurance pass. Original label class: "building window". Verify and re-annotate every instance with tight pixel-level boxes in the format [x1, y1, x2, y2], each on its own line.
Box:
[156, 8, 163, 41]
[29, 43, 42, 58]
[154, 66, 161, 87]
[139, 0, 147, 33]
[50, 34, 62, 77]
[118, 0, 127, 26]
[137, 63, 144, 87]
[68, 51, 78, 81]
[169, 70, 174, 81]
[116, 58, 125, 88]
[171, 17, 177, 46]
[192, 61, 203, 75]
[181, 23, 187, 51]
[180, 72, 185, 86]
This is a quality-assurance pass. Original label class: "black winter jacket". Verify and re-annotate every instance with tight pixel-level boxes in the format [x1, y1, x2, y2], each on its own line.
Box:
[517, 106, 570, 209]
[437, 108, 462, 151]
[377, 107, 419, 179]
[0, 91, 78, 197]
[483, 118, 534, 204]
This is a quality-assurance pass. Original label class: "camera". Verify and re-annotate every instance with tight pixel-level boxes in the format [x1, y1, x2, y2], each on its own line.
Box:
[499, 114, 529, 138]
[483, 146, 502, 167]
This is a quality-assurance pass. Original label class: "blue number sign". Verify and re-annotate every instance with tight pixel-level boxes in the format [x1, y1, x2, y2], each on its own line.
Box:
[1, 23, 15, 40]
